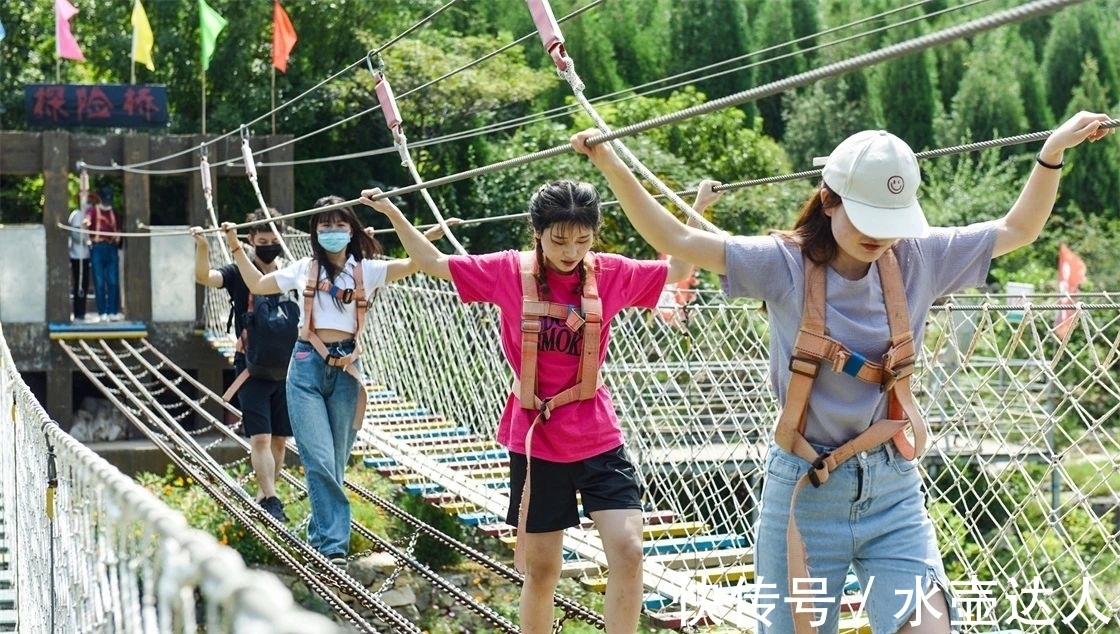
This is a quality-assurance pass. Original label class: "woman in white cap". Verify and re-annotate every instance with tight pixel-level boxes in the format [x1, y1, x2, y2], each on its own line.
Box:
[571, 110, 1112, 634]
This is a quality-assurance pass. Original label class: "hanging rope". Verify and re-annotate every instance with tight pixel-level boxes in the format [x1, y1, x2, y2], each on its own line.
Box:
[371, 66, 468, 255]
[239, 129, 295, 261]
[528, 3, 723, 234]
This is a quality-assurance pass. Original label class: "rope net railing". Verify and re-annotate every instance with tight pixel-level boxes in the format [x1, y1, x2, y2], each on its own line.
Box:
[0, 323, 346, 634]
[351, 274, 1120, 632]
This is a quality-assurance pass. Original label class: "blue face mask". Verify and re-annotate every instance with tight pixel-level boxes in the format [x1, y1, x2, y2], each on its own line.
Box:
[318, 230, 351, 253]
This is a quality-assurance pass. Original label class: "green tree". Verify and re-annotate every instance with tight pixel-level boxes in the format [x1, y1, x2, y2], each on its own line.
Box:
[667, 0, 753, 102]
[782, 78, 873, 170]
[940, 31, 1028, 155]
[750, 1, 801, 141]
[1058, 57, 1120, 218]
[1041, 2, 1118, 123]
[879, 45, 938, 151]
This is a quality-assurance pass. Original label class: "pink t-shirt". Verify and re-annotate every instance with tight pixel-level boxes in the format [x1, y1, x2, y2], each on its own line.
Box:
[449, 250, 668, 463]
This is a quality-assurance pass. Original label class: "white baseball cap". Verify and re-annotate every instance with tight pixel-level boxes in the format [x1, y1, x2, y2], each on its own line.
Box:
[820, 130, 929, 239]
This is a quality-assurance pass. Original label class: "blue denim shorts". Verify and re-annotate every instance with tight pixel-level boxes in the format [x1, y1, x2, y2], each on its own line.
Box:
[754, 441, 958, 634]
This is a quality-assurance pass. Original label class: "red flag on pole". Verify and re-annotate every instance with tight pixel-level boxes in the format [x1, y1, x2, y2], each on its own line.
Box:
[1055, 243, 1086, 338]
[272, 0, 298, 73]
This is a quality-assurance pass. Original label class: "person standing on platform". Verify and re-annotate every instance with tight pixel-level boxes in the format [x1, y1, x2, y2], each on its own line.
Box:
[67, 193, 92, 322]
[84, 185, 123, 322]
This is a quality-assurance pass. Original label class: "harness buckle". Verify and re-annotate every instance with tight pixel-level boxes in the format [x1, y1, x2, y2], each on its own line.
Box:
[341, 288, 354, 304]
[808, 452, 831, 488]
[788, 355, 819, 378]
[521, 319, 541, 334]
[880, 360, 912, 392]
[539, 398, 551, 421]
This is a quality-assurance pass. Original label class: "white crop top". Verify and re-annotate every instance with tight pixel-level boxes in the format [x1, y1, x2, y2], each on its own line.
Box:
[272, 256, 389, 333]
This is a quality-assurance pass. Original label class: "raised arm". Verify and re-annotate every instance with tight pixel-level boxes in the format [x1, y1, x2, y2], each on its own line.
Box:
[189, 226, 225, 288]
[222, 223, 283, 294]
[992, 111, 1113, 258]
[571, 131, 729, 275]
[664, 180, 725, 283]
[368, 220, 463, 283]
[358, 189, 453, 281]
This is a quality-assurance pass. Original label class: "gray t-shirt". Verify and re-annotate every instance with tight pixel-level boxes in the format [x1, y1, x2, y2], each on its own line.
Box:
[722, 221, 998, 446]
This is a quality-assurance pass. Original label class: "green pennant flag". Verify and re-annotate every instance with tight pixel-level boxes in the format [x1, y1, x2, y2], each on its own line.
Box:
[198, 0, 227, 71]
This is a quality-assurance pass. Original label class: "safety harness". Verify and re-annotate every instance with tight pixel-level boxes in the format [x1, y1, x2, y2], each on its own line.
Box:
[299, 260, 369, 431]
[511, 251, 603, 571]
[774, 249, 927, 634]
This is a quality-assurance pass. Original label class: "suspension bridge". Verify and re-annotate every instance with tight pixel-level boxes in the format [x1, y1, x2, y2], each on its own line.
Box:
[3, 0, 1120, 632]
[4, 226, 1120, 632]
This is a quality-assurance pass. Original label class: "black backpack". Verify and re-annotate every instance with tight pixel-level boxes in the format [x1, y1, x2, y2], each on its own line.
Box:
[241, 292, 299, 381]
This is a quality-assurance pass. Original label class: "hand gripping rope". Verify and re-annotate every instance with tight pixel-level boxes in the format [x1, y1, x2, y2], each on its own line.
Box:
[239, 127, 294, 261]
[368, 57, 468, 256]
[198, 150, 231, 265]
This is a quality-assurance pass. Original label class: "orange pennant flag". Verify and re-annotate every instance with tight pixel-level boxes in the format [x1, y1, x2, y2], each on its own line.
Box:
[272, 0, 298, 73]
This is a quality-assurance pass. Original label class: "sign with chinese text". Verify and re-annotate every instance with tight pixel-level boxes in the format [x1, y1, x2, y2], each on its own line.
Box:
[24, 84, 169, 128]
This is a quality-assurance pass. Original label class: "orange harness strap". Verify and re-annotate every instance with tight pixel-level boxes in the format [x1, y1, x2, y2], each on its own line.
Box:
[773, 249, 927, 634]
[512, 251, 602, 571]
[299, 260, 369, 431]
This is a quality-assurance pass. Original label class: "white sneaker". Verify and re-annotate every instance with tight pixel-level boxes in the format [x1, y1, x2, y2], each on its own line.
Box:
[84, 314, 101, 323]
[100, 314, 110, 322]
[109, 313, 125, 322]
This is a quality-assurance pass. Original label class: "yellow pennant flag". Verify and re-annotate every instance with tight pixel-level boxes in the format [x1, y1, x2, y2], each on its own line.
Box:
[132, 0, 155, 71]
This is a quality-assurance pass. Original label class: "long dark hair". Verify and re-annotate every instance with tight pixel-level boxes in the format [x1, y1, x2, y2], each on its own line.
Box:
[772, 184, 842, 265]
[527, 180, 602, 299]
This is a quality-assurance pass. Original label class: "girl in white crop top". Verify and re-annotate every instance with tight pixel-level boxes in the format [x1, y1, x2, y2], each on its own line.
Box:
[223, 197, 425, 562]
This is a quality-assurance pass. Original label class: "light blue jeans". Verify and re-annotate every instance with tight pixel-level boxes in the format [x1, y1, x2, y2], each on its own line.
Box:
[286, 339, 360, 557]
[754, 441, 958, 634]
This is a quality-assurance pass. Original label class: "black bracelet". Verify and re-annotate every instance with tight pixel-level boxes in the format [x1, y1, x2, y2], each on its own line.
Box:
[1035, 153, 1064, 170]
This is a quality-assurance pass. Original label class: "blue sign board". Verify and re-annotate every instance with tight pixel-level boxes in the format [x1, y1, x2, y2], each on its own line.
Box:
[24, 84, 169, 128]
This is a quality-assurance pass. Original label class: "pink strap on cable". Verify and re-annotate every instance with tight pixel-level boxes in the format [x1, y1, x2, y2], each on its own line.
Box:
[240, 137, 258, 180]
[200, 155, 213, 196]
[79, 167, 89, 207]
[526, 0, 568, 70]
[375, 73, 404, 141]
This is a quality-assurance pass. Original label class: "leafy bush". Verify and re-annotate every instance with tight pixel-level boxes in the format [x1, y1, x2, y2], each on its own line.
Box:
[393, 490, 463, 570]
[136, 465, 277, 566]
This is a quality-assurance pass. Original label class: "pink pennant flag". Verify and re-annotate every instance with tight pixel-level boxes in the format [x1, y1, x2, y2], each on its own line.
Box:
[56, 0, 86, 61]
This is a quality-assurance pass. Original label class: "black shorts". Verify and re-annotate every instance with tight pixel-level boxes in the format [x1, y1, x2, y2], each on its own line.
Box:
[236, 376, 293, 438]
[507, 445, 642, 533]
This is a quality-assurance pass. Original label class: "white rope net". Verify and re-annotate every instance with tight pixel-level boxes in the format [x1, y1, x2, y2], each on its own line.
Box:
[0, 324, 345, 634]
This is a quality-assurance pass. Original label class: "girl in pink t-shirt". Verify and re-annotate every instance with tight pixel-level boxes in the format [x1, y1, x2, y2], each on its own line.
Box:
[361, 180, 695, 634]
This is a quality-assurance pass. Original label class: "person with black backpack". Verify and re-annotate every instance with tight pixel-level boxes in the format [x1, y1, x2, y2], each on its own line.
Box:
[191, 210, 294, 524]
[222, 197, 455, 566]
